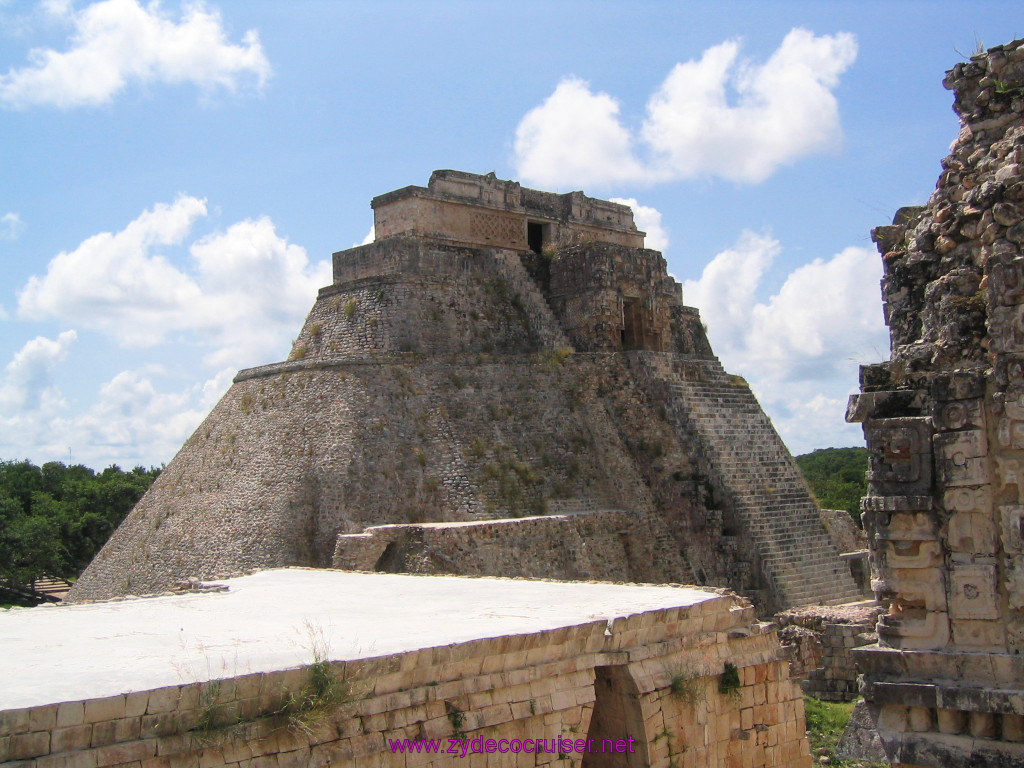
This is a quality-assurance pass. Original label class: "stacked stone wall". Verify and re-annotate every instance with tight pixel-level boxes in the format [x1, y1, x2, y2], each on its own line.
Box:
[546, 243, 680, 352]
[73, 330, 801, 602]
[775, 605, 880, 703]
[332, 510, 648, 580]
[0, 590, 811, 768]
[312, 240, 567, 358]
[840, 39, 1024, 768]
[801, 623, 874, 702]
[69, 351, 708, 600]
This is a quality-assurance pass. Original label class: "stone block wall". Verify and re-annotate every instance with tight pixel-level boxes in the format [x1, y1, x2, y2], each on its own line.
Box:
[371, 170, 644, 252]
[315, 240, 567, 358]
[545, 242, 681, 353]
[802, 624, 874, 702]
[775, 604, 880, 702]
[0, 590, 811, 768]
[332, 510, 645, 580]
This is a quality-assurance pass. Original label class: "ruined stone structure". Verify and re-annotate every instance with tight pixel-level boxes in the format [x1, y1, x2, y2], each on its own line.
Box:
[69, 170, 857, 613]
[0, 570, 814, 768]
[841, 39, 1024, 767]
[776, 604, 880, 703]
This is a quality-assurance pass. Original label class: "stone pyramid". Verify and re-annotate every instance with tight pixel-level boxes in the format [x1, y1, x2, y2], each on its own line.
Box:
[69, 170, 859, 612]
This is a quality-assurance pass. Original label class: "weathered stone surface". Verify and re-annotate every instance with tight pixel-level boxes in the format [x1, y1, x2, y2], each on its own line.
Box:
[68, 170, 856, 613]
[1, 570, 813, 768]
[846, 38, 1024, 768]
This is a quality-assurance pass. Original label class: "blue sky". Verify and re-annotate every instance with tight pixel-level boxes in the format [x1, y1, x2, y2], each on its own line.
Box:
[0, 0, 1019, 469]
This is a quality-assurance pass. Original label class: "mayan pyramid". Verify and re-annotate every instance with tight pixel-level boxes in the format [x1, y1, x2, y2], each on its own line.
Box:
[68, 170, 859, 612]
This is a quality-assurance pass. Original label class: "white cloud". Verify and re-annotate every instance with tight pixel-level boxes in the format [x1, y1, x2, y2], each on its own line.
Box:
[683, 233, 886, 453]
[0, 0, 271, 109]
[199, 366, 234, 409]
[610, 198, 668, 252]
[188, 217, 332, 366]
[17, 196, 331, 369]
[513, 29, 857, 188]
[0, 362, 221, 469]
[683, 230, 779, 345]
[18, 195, 209, 345]
[0, 330, 77, 412]
[358, 225, 374, 246]
[746, 245, 887, 380]
[1, 212, 24, 239]
[514, 77, 646, 189]
[65, 368, 206, 466]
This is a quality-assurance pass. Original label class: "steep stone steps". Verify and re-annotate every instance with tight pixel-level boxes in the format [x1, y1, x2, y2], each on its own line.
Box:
[630, 352, 861, 608]
[484, 249, 572, 350]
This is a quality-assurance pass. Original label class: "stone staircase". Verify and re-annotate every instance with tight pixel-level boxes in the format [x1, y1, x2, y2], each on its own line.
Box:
[484, 249, 573, 350]
[631, 352, 861, 608]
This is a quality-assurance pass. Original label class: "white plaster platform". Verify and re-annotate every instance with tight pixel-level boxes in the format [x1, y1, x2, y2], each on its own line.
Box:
[0, 568, 716, 710]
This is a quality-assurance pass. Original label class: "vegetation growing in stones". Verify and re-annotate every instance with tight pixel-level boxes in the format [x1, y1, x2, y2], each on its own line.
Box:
[718, 662, 741, 701]
[445, 701, 467, 740]
[538, 346, 574, 369]
[343, 298, 358, 319]
[994, 79, 1024, 97]
[191, 624, 351, 745]
[668, 668, 704, 707]
[239, 391, 255, 414]
[652, 726, 687, 765]
[465, 438, 488, 460]
[482, 457, 543, 516]
[948, 289, 988, 313]
[804, 696, 885, 768]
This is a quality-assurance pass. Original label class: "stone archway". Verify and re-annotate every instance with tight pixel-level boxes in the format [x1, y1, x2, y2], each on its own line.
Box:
[582, 665, 649, 768]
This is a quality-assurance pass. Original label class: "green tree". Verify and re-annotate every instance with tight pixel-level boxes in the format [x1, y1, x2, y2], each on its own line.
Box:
[0, 459, 159, 599]
[796, 447, 869, 526]
[0, 489, 65, 589]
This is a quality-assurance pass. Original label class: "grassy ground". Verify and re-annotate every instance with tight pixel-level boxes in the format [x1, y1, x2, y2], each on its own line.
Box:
[804, 696, 886, 767]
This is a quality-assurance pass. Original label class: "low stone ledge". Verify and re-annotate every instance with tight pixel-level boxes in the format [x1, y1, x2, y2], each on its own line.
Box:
[1, 570, 812, 767]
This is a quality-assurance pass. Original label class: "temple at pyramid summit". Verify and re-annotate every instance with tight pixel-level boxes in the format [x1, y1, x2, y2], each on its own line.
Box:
[68, 169, 858, 612]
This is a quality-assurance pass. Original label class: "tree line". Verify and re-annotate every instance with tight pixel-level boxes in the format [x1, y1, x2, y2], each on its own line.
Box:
[1, 459, 159, 601]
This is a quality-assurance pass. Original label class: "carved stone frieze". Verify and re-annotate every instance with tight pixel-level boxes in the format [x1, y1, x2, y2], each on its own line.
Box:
[934, 399, 985, 433]
[934, 430, 989, 488]
[864, 418, 933, 496]
[989, 256, 1024, 306]
[949, 564, 999, 620]
[1000, 505, 1024, 554]
[843, 38, 1024, 767]
[948, 512, 998, 555]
